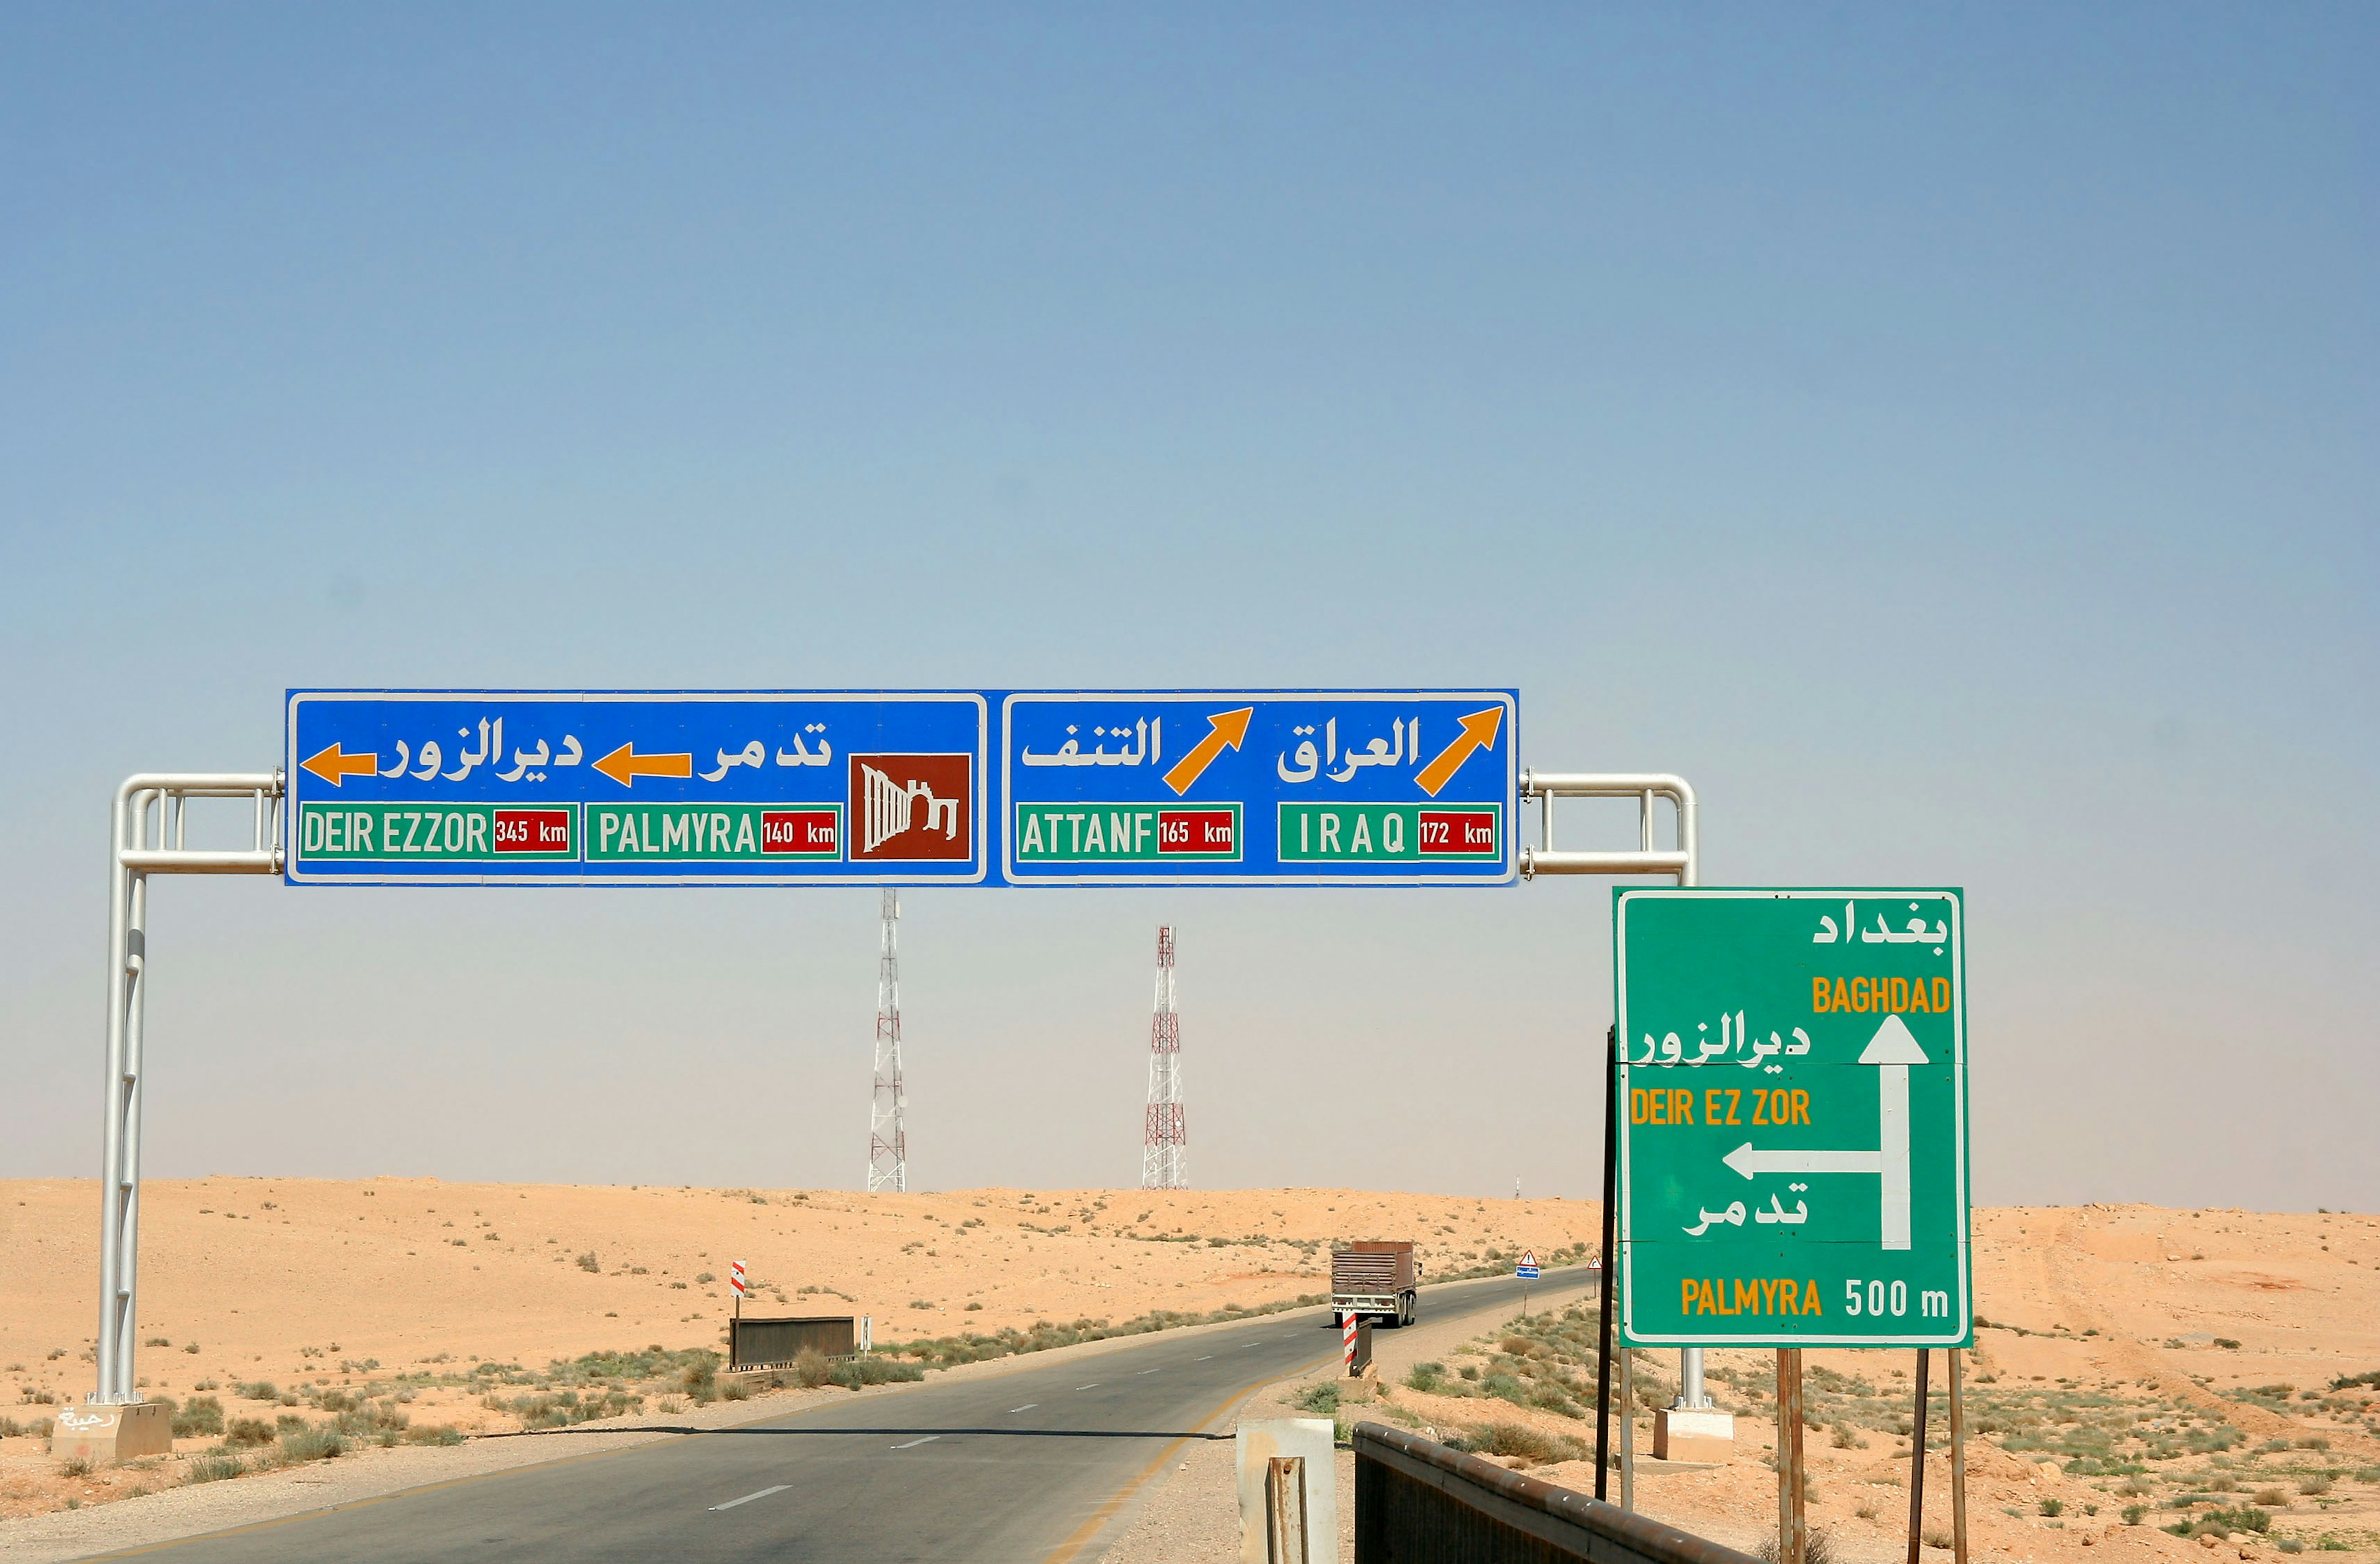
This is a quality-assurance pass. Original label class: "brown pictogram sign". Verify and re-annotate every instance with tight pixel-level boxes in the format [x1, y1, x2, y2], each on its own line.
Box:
[848, 753, 973, 861]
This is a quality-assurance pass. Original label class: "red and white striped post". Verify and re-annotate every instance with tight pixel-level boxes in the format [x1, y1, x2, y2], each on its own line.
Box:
[1342, 1312, 1359, 1376]
[731, 1260, 747, 1324]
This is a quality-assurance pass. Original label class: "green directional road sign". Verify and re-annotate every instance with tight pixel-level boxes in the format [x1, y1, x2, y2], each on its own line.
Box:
[1614, 888, 1970, 1348]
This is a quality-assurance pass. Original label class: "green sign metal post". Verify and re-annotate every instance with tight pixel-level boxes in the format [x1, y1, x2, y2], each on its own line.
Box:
[1615, 889, 1971, 1348]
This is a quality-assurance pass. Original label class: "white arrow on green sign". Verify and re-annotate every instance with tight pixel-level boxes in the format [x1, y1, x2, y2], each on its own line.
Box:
[1717, 1014, 1926, 1250]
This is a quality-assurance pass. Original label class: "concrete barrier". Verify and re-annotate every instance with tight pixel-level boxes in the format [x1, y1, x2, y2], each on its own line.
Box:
[50, 1401, 172, 1464]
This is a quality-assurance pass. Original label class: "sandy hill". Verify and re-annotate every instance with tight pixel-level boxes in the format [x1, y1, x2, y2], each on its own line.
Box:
[1, 1180, 1589, 1442]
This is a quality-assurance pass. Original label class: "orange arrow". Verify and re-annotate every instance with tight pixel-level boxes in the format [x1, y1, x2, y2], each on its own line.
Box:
[593, 742, 694, 788]
[300, 742, 379, 788]
[1161, 706, 1254, 796]
[1413, 706, 1504, 796]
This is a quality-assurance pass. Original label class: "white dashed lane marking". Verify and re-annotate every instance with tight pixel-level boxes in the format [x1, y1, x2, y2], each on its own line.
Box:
[891, 1436, 940, 1450]
[710, 1485, 789, 1511]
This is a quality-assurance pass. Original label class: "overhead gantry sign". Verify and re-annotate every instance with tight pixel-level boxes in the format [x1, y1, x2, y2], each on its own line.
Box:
[86, 687, 1706, 1426]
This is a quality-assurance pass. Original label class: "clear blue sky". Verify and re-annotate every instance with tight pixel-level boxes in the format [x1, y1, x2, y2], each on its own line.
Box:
[2, 6, 2371, 1209]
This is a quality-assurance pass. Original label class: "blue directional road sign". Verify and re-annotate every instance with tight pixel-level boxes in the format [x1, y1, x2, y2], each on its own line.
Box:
[285, 692, 989, 885]
[1001, 691, 1518, 885]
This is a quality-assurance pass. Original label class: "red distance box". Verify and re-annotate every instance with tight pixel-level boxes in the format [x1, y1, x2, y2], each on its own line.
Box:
[762, 810, 840, 856]
[1417, 809, 1498, 856]
[493, 809, 573, 854]
[1157, 809, 1236, 854]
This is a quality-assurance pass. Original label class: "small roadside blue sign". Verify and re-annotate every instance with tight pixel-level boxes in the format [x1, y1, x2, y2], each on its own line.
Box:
[285, 691, 989, 885]
[1516, 1251, 1541, 1281]
[1001, 690, 1518, 885]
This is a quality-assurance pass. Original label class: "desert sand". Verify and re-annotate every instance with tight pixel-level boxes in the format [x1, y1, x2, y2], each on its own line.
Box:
[0, 1177, 1589, 1521]
[4, 1185, 2377, 1564]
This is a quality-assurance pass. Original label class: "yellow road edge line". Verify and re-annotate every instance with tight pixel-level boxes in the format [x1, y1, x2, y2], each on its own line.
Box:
[1039, 1352, 1338, 1564]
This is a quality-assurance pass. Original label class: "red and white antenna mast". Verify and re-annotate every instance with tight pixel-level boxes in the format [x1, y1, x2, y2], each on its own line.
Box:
[1141, 926, 1187, 1189]
[868, 889, 907, 1192]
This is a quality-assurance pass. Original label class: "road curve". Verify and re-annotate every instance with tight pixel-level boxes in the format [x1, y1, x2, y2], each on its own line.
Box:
[92, 1267, 1589, 1564]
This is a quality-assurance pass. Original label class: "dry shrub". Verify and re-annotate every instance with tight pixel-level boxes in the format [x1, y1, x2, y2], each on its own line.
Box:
[279, 1426, 345, 1462]
[1755, 1530, 1842, 1564]
[1469, 1421, 1583, 1467]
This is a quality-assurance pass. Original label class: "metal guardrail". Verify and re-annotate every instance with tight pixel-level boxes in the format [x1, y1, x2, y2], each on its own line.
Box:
[1353, 1423, 1762, 1564]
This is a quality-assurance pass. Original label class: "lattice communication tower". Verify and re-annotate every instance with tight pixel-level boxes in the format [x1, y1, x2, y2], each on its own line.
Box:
[869, 889, 907, 1192]
[1141, 926, 1187, 1189]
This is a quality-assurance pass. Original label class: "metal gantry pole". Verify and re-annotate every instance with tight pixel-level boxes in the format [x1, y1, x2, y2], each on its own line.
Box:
[94, 788, 138, 1404]
[1519, 773, 1713, 1413]
[92, 772, 281, 1407]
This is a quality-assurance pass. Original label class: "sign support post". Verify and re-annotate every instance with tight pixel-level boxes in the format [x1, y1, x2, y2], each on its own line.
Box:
[1949, 1348, 1969, 1564]
[1777, 1349, 1807, 1564]
[1906, 1349, 1931, 1564]
[1618, 1344, 1636, 1513]
[1594, 1026, 1620, 1502]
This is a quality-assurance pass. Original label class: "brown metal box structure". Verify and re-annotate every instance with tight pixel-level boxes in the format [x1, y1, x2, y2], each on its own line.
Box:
[728, 1315, 858, 1371]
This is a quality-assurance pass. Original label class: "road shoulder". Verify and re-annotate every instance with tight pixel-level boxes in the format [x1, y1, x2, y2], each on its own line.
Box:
[0, 1303, 1339, 1564]
[1095, 1275, 1598, 1564]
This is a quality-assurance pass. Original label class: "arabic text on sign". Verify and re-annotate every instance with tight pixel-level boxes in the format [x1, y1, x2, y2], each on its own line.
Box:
[1810, 900, 1949, 951]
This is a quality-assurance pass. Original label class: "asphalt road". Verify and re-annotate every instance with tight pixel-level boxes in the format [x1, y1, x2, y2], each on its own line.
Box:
[105, 1267, 1590, 1564]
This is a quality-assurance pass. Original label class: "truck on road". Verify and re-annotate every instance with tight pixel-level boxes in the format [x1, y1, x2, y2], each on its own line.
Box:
[1331, 1241, 1421, 1327]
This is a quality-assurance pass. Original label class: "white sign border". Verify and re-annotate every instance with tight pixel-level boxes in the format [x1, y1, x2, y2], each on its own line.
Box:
[285, 690, 991, 887]
[999, 690, 1519, 887]
[1614, 886, 1970, 1348]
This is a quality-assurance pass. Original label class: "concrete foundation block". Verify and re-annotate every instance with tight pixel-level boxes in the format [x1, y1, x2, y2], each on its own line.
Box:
[1654, 1407, 1735, 1463]
[50, 1401, 173, 1464]
[1236, 1418, 1337, 1564]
